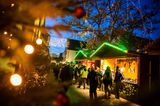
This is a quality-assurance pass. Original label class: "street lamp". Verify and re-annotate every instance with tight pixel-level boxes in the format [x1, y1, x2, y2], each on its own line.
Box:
[10, 74, 22, 86]
[24, 44, 34, 54]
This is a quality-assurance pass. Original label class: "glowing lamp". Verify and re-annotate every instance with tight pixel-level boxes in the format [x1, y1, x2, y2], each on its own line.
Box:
[4, 31, 8, 35]
[24, 44, 34, 54]
[36, 38, 42, 45]
[10, 74, 22, 86]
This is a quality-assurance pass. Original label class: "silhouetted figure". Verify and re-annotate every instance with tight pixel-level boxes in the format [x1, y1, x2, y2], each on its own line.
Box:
[87, 67, 98, 99]
[103, 66, 112, 99]
[114, 66, 123, 99]
[81, 66, 88, 89]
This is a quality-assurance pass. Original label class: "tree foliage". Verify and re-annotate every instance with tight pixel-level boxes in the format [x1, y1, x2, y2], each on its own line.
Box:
[0, 1, 82, 104]
[63, 0, 160, 49]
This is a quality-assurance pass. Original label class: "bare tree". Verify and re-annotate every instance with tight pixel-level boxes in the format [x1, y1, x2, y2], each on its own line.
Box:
[63, 0, 158, 49]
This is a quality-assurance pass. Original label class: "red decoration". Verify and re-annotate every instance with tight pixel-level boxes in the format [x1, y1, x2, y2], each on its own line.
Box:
[52, 92, 69, 106]
[74, 7, 86, 18]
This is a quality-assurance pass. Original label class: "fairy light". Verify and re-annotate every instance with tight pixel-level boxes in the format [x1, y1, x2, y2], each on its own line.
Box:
[10, 74, 22, 86]
[36, 38, 42, 45]
[11, 3, 15, 7]
[2, 11, 5, 14]
[4, 31, 8, 35]
[24, 44, 34, 54]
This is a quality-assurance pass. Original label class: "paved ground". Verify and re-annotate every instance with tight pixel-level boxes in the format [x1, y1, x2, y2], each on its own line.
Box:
[66, 85, 140, 106]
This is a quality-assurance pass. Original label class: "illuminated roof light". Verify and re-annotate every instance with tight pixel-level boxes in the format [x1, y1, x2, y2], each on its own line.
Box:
[104, 42, 128, 53]
[90, 42, 128, 57]
[74, 50, 87, 59]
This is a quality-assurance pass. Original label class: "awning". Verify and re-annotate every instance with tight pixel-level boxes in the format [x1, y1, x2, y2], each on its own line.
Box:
[90, 42, 137, 59]
[74, 50, 88, 60]
[74, 50, 93, 60]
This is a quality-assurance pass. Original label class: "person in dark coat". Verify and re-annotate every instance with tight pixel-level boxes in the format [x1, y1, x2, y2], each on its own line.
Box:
[103, 66, 112, 99]
[114, 66, 124, 99]
[87, 67, 98, 99]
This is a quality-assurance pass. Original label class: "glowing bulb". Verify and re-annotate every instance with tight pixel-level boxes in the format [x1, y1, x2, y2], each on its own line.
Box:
[10, 74, 22, 86]
[10, 34, 13, 36]
[11, 3, 15, 7]
[2, 11, 5, 14]
[136, 49, 140, 52]
[4, 31, 7, 35]
[24, 44, 34, 54]
[36, 38, 42, 45]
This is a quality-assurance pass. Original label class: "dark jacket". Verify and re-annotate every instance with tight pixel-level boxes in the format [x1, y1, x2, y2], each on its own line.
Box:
[114, 71, 123, 83]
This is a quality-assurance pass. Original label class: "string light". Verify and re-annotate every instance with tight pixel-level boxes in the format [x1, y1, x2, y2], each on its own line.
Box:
[11, 3, 15, 7]
[10, 74, 22, 86]
[24, 44, 34, 54]
[2, 11, 5, 14]
[36, 38, 42, 45]
[4, 31, 8, 35]
[10, 34, 13, 37]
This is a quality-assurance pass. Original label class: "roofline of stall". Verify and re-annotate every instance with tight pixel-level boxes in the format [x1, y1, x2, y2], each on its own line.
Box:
[74, 50, 87, 60]
[90, 42, 128, 58]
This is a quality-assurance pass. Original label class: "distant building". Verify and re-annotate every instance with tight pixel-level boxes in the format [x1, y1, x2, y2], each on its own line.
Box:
[64, 39, 86, 62]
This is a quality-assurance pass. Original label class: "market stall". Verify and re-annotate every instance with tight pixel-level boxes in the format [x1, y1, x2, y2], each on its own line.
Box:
[74, 50, 95, 69]
[90, 42, 139, 98]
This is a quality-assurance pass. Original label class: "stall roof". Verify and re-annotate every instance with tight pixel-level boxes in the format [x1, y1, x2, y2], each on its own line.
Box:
[90, 42, 137, 59]
[74, 50, 87, 60]
[74, 49, 94, 60]
[74, 42, 139, 60]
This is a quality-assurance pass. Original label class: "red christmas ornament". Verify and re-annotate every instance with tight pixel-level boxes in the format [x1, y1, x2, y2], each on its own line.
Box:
[52, 92, 69, 106]
[74, 7, 86, 18]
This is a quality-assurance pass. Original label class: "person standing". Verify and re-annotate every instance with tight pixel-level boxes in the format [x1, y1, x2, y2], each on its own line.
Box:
[81, 66, 88, 89]
[87, 66, 98, 99]
[114, 66, 124, 99]
[103, 66, 112, 99]
[96, 67, 103, 91]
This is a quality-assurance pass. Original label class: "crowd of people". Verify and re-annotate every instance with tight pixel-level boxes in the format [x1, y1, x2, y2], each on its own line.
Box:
[51, 62, 124, 99]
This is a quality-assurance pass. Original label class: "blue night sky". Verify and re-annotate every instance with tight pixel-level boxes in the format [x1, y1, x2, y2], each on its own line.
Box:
[45, 17, 85, 55]
[46, 0, 160, 55]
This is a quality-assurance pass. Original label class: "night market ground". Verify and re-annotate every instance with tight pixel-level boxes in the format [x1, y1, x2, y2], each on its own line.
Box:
[66, 84, 140, 106]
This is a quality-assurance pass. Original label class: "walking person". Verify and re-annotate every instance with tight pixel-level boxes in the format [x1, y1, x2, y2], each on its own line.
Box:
[81, 66, 88, 89]
[114, 66, 124, 99]
[103, 66, 112, 99]
[96, 67, 103, 91]
[87, 66, 98, 99]
[77, 65, 83, 88]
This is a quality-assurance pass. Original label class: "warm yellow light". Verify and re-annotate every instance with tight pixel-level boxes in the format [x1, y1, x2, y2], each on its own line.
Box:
[36, 38, 42, 45]
[4, 31, 7, 35]
[11, 4, 15, 7]
[24, 44, 34, 54]
[10, 74, 22, 86]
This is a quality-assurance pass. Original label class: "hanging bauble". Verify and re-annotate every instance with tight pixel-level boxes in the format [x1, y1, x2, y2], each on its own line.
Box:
[74, 7, 86, 18]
